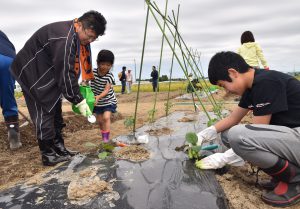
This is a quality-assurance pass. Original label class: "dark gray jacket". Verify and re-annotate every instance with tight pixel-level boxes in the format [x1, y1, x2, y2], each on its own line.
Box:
[10, 20, 85, 112]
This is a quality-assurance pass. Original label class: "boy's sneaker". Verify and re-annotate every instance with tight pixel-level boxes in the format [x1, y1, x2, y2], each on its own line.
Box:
[259, 178, 279, 190]
[262, 182, 300, 207]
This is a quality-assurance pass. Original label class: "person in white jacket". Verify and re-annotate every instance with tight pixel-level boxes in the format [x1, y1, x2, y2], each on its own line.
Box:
[126, 69, 133, 94]
[195, 51, 300, 207]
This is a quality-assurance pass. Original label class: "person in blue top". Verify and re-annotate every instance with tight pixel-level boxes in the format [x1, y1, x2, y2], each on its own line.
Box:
[120, 66, 127, 94]
[150, 66, 158, 92]
[0, 30, 22, 150]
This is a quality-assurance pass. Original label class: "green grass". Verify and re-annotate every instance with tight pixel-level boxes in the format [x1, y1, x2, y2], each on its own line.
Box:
[14, 91, 23, 99]
[113, 81, 218, 93]
[12, 81, 219, 97]
[295, 75, 300, 80]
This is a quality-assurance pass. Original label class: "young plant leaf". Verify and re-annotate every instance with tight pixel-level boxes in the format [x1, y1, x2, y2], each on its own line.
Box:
[207, 118, 218, 127]
[192, 145, 202, 152]
[101, 143, 115, 152]
[185, 132, 198, 145]
[124, 116, 135, 131]
[98, 151, 108, 159]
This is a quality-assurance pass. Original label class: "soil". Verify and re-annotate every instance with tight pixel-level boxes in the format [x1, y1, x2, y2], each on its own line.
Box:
[145, 127, 173, 136]
[0, 90, 298, 209]
[177, 116, 196, 122]
[114, 145, 150, 162]
[67, 176, 108, 204]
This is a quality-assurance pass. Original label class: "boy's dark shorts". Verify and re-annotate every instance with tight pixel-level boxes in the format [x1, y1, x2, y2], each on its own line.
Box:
[93, 104, 117, 115]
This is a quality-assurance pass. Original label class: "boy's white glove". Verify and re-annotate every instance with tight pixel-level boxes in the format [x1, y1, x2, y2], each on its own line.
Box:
[195, 148, 245, 169]
[75, 99, 92, 117]
[196, 126, 217, 146]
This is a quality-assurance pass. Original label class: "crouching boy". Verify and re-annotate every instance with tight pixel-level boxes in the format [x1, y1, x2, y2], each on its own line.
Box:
[196, 51, 300, 207]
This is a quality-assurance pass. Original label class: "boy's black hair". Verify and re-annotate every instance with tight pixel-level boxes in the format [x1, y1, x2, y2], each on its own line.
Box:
[241, 31, 255, 44]
[122, 66, 126, 70]
[78, 10, 107, 36]
[96, 49, 114, 64]
[208, 51, 251, 85]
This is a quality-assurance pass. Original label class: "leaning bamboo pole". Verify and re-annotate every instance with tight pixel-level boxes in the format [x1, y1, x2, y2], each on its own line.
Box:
[150, 0, 169, 122]
[146, 0, 213, 120]
[133, 5, 150, 133]
[166, 4, 180, 116]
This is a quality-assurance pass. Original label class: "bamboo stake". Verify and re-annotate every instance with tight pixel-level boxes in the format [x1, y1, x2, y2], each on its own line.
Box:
[151, 1, 221, 119]
[133, 5, 150, 133]
[147, 1, 212, 120]
[166, 4, 180, 116]
[150, 0, 169, 122]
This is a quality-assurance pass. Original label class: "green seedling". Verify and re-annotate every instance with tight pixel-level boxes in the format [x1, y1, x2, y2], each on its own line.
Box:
[124, 116, 135, 131]
[212, 101, 224, 117]
[97, 142, 115, 160]
[98, 151, 109, 160]
[101, 143, 115, 152]
[185, 133, 219, 160]
[186, 132, 198, 145]
[207, 118, 218, 127]
[148, 108, 157, 123]
[185, 132, 201, 160]
[164, 101, 174, 115]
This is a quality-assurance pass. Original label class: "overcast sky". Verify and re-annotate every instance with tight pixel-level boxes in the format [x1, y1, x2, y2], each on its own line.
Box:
[1, 0, 300, 81]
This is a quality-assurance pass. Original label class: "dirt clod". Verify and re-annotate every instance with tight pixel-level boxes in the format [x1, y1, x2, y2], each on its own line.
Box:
[146, 127, 172, 136]
[67, 176, 108, 202]
[114, 145, 150, 162]
[178, 117, 195, 122]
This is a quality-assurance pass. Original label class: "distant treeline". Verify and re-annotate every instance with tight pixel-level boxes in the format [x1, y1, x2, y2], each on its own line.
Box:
[137, 75, 208, 82]
[287, 71, 300, 76]
[136, 72, 300, 83]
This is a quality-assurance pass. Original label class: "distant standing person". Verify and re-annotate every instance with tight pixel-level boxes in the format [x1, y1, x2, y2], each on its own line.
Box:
[119, 66, 127, 94]
[91, 50, 117, 143]
[238, 31, 269, 70]
[10, 11, 107, 166]
[126, 69, 133, 94]
[0, 30, 22, 150]
[151, 66, 158, 92]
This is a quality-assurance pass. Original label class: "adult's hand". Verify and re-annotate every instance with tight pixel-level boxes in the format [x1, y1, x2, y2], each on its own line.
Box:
[76, 99, 92, 117]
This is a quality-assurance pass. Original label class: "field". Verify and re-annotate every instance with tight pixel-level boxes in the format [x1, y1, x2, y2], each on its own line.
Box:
[1, 88, 299, 209]
[113, 80, 218, 93]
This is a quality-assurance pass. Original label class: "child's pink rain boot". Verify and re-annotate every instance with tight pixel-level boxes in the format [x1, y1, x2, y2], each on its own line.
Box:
[101, 130, 110, 143]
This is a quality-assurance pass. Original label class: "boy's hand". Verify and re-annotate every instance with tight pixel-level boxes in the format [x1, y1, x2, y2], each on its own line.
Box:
[195, 148, 245, 169]
[264, 66, 270, 70]
[196, 126, 217, 145]
[76, 99, 92, 117]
